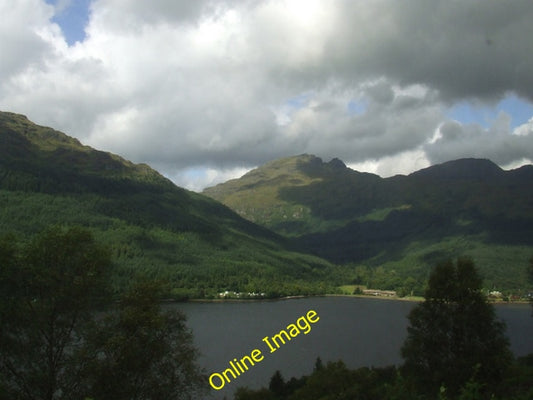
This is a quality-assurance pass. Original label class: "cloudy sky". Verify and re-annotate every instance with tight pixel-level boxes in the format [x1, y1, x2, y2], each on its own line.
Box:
[1, 0, 533, 191]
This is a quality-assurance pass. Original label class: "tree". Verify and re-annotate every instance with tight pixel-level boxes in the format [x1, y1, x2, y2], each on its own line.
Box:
[401, 258, 512, 398]
[0, 227, 111, 400]
[529, 256, 533, 309]
[234, 387, 277, 400]
[313, 357, 324, 372]
[268, 370, 285, 397]
[82, 280, 206, 400]
[289, 360, 357, 400]
[0, 227, 206, 400]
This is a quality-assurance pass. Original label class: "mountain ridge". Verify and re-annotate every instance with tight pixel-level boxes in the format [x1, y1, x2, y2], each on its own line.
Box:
[0, 111, 172, 192]
[204, 154, 533, 230]
[2, 111, 531, 295]
[203, 153, 533, 293]
[0, 111, 336, 298]
[408, 158, 504, 181]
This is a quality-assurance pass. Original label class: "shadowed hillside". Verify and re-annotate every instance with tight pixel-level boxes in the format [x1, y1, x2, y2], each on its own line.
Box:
[0, 112, 336, 298]
[204, 154, 533, 293]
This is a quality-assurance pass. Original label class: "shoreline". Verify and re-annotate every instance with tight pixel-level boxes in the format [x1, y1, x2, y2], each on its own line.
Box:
[185, 295, 308, 303]
[181, 293, 531, 305]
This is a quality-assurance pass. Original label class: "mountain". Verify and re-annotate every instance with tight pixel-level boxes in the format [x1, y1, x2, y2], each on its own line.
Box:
[0, 112, 177, 195]
[0, 112, 335, 298]
[204, 154, 533, 293]
[203, 154, 379, 235]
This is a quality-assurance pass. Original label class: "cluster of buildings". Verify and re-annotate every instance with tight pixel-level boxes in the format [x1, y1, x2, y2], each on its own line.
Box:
[362, 289, 397, 297]
[218, 291, 266, 299]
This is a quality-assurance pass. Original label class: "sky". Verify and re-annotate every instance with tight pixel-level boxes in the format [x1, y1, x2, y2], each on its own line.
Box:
[1, 0, 533, 191]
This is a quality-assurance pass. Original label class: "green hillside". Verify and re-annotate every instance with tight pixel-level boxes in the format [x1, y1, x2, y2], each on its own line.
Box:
[0, 112, 337, 298]
[204, 154, 533, 295]
[204, 154, 371, 235]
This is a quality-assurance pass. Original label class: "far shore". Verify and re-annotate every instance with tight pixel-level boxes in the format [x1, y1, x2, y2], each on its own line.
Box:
[177, 293, 531, 305]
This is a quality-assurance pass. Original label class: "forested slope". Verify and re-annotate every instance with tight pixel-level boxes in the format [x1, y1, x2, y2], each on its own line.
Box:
[204, 154, 533, 293]
[0, 111, 336, 298]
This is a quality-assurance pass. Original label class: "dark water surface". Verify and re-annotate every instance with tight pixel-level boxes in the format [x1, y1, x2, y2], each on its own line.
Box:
[174, 297, 533, 399]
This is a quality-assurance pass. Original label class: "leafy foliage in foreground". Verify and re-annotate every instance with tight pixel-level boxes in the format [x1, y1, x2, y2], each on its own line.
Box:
[0, 227, 110, 399]
[82, 281, 205, 400]
[234, 357, 533, 400]
[0, 227, 206, 400]
[401, 258, 513, 397]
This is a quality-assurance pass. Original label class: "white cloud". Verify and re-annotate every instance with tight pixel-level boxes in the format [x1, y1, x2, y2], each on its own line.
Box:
[1, 0, 533, 191]
[425, 112, 533, 166]
[162, 165, 251, 192]
[502, 158, 533, 171]
[513, 117, 533, 136]
[348, 149, 430, 178]
[0, 1, 57, 77]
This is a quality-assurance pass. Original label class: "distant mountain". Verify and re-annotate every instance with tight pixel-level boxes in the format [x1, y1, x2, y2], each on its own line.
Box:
[0, 112, 335, 298]
[204, 154, 378, 235]
[408, 158, 506, 181]
[204, 154, 533, 292]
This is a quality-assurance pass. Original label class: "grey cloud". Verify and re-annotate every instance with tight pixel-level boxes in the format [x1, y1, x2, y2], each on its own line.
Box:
[1, 0, 533, 191]
[90, 0, 264, 32]
[0, 1, 54, 78]
[285, 81, 444, 163]
[89, 0, 211, 30]
[364, 81, 394, 105]
[425, 115, 533, 165]
[323, 0, 533, 102]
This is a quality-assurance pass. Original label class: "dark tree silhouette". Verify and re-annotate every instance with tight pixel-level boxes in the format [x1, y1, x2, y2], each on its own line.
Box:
[82, 280, 206, 400]
[0, 227, 206, 400]
[0, 227, 111, 400]
[268, 370, 285, 397]
[401, 257, 512, 398]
